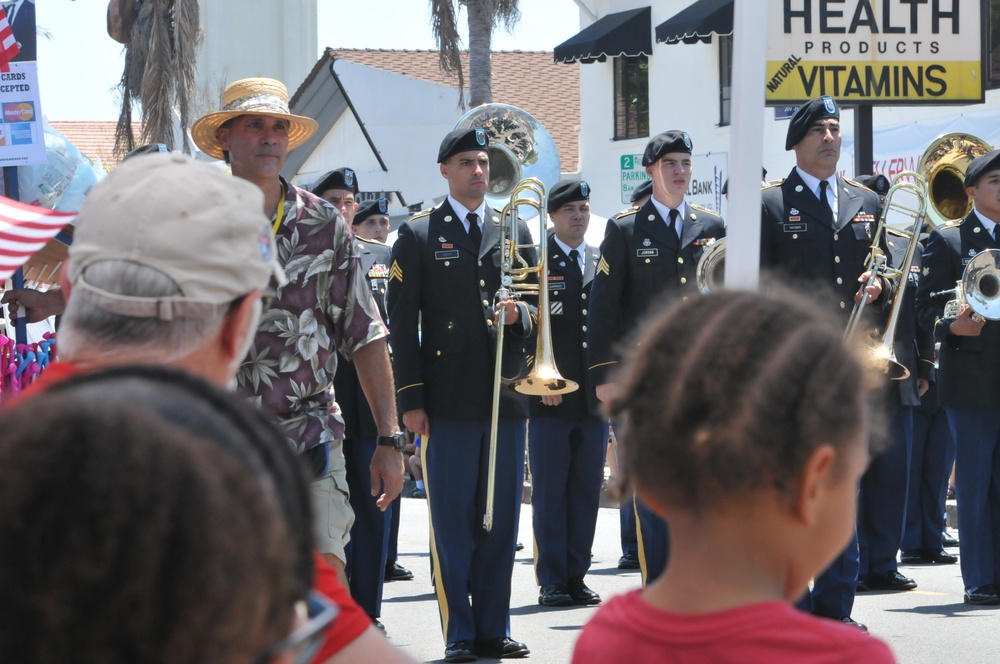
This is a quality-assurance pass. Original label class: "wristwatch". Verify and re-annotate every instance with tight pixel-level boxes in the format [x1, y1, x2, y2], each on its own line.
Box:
[376, 432, 406, 451]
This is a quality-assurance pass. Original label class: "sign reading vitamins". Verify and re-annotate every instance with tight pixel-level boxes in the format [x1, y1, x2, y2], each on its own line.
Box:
[0, 64, 45, 165]
[765, 0, 983, 105]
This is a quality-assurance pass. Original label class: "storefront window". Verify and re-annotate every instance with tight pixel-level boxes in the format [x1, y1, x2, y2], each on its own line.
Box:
[719, 34, 733, 126]
[614, 56, 649, 140]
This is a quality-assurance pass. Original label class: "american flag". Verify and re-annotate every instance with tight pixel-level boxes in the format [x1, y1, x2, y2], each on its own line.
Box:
[0, 6, 19, 73]
[0, 196, 76, 282]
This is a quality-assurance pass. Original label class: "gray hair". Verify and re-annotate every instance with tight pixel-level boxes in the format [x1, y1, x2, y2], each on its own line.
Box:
[59, 260, 229, 362]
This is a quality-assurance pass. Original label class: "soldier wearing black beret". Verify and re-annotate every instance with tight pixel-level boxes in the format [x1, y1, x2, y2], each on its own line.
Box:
[386, 125, 535, 661]
[587, 130, 725, 586]
[353, 197, 392, 244]
[915, 147, 1000, 606]
[313, 167, 360, 223]
[532, 179, 604, 610]
[761, 96, 908, 628]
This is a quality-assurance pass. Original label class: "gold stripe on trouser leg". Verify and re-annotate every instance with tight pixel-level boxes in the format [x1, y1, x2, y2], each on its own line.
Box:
[634, 495, 647, 585]
[422, 433, 451, 640]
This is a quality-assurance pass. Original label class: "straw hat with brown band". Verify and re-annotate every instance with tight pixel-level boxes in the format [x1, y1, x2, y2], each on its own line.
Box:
[191, 77, 319, 160]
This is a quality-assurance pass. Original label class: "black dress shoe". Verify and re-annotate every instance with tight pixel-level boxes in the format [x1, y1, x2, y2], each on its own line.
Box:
[444, 640, 477, 662]
[538, 584, 573, 607]
[855, 577, 869, 592]
[515, 541, 524, 551]
[617, 552, 640, 570]
[475, 637, 529, 659]
[567, 579, 601, 605]
[384, 561, 414, 582]
[964, 584, 1000, 605]
[942, 530, 960, 548]
[901, 549, 958, 565]
[864, 570, 917, 591]
[836, 616, 868, 632]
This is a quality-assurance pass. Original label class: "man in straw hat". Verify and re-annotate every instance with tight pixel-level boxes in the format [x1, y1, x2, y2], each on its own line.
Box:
[191, 77, 405, 592]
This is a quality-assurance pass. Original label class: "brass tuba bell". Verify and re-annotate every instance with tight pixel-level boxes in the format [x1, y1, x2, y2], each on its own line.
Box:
[917, 133, 992, 226]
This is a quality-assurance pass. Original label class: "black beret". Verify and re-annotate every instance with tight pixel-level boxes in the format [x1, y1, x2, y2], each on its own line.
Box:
[856, 173, 890, 195]
[438, 127, 489, 163]
[312, 167, 359, 195]
[641, 130, 692, 166]
[964, 149, 1000, 187]
[630, 179, 653, 203]
[123, 143, 169, 161]
[785, 96, 840, 150]
[354, 197, 390, 225]
[547, 179, 591, 213]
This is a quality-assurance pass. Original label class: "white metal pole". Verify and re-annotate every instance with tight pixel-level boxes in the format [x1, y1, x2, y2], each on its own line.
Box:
[724, 0, 769, 291]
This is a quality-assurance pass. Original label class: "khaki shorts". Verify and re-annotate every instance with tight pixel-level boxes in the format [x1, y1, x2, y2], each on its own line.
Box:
[308, 438, 354, 564]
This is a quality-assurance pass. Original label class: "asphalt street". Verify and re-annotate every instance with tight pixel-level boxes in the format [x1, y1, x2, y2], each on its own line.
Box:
[380, 498, 1000, 663]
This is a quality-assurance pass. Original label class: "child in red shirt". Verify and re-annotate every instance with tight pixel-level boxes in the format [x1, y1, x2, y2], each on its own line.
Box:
[573, 289, 896, 664]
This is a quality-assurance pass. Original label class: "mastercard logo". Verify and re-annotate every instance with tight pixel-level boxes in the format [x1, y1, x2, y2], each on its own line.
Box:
[3, 102, 34, 122]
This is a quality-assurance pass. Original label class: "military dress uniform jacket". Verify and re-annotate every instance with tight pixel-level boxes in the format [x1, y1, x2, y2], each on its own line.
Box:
[761, 170, 885, 313]
[915, 212, 1000, 408]
[333, 237, 392, 439]
[587, 199, 725, 385]
[386, 201, 537, 421]
[527, 231, 600, 419]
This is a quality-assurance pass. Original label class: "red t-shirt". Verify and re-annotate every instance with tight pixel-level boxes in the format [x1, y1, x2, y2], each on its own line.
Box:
[311, 552, 371, 661]
[572, 590, 896, 664]
[11, 362, 371, 660]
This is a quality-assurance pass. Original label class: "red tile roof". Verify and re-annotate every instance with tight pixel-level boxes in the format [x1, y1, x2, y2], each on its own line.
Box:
[325, 49, 580, 171]
[48, 121, 143, 166]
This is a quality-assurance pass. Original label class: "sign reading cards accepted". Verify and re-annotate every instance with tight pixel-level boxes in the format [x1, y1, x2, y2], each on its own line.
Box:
[0, 62, 45, 166]
[765, 0, 983, 105]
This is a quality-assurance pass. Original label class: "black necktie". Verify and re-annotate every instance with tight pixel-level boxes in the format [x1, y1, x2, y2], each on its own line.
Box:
[466, 212, 482, 249]
[667, 209, 679, 237]
[819, 180, 834, 224]
[568, 248, 582, 278]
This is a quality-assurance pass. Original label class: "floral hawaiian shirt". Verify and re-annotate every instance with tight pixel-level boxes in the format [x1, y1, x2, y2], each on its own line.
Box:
[236, 179, 387, 453]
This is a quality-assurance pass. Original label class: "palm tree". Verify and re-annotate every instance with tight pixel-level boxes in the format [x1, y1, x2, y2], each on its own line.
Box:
[109, 0, 201, 156]
[430, 0, 520, 108]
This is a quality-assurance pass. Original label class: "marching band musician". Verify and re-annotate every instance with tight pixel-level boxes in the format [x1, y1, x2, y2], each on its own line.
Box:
[330, 196, 402, 629]
[530, 180, 604, 609]
[587, 130, 726, 586]
[386, 127, 536, 662]
[915, 149, 1000, 606]
[760, 96, 885, 629]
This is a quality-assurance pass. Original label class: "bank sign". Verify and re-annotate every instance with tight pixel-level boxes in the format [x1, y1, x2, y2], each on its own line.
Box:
[765, 0, 983, 104]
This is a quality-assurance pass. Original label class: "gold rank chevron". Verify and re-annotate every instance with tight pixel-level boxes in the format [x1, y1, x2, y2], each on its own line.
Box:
[388, 260, 403, 282]
[597, 256, 610, 276]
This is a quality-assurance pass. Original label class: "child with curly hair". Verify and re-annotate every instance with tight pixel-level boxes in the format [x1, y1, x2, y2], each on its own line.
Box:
[572, 289, 896, 663]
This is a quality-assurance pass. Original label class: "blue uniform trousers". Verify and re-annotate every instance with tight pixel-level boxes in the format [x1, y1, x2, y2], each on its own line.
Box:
[946, 408, 1000, 587]
[858, 407, 913, 576]
[796, 530, 859, 618]
[387, 492, 401, 567]
[343, 436, 390, 619]
[424, 418, 526, 644]
[902, 405, 955, 552]
[636, 496, 670, 585]
[528, 415, 605, 587]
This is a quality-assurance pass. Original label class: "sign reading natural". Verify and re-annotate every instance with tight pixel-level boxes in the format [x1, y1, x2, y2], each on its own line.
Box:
[766, 0, 982, 104]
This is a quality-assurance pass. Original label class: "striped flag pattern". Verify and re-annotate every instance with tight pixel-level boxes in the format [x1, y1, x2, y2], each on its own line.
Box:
[0, 7, 19, 73]
[0, 195, 76, 282]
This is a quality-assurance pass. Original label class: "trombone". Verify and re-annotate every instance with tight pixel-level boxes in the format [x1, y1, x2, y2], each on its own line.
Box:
[483, 177, 578, 532]
[844, 172, 927, 380]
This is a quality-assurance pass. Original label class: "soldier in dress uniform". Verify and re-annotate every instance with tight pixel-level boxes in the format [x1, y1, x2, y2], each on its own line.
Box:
[328, 196, 405, 629]
[386, 127, 536, 662]
[915, 149, 1000, 606]
[530, 180, 605, 609]
[587, 130, 726, 586]
[761, 96, 887, 629]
